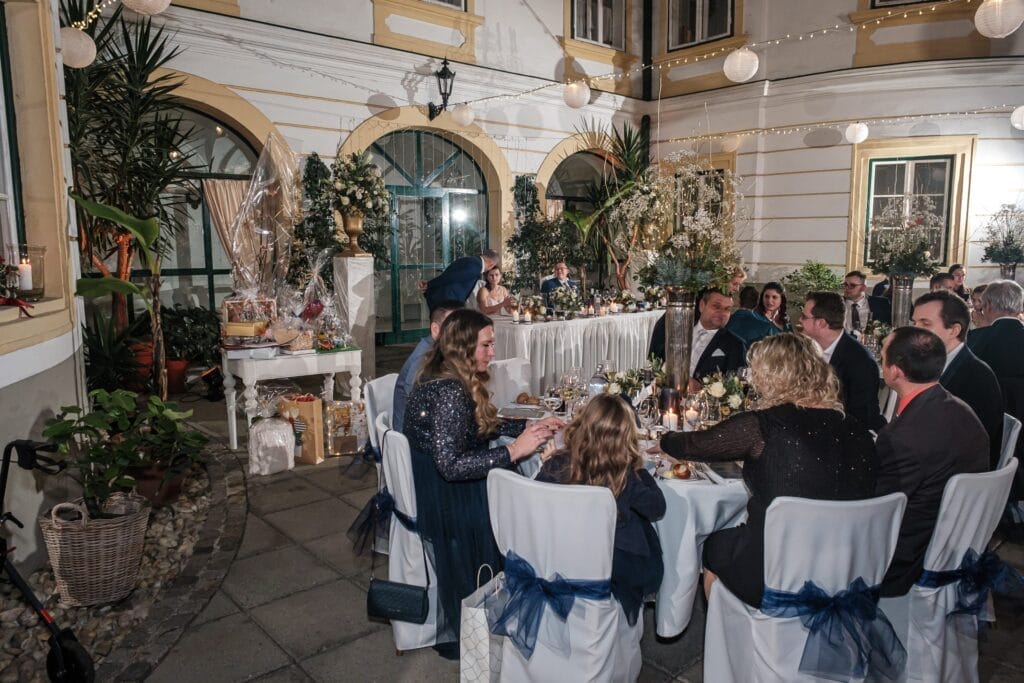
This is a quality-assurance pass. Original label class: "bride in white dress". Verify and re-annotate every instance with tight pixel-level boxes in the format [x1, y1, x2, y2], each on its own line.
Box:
[477, 266, 514, 316]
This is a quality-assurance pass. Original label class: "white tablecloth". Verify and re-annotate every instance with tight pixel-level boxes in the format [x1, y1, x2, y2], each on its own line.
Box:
[492, 311, 663, 393]
[653, 478, 749, 638]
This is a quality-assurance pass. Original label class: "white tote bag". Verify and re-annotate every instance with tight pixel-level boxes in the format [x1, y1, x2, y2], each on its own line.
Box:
[459, 566, 503, 683]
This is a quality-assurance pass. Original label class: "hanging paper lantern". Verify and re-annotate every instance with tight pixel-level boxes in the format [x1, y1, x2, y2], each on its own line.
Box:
[60, 27, 97, 69]
[845, 123, 870, 144]
[122, 0, 173, 15]
[720, 135, 742, 153]
[1011, 105, 1024, 130]
[723, 47, 759, 83]
[450, 103, 475, 127]
[563, 82, 591, 109]
[974, 0, 1024, 39]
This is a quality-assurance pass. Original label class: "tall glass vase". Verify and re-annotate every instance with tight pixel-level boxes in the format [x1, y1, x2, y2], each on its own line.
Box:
[890, 274, 915, 327]
[999, 263, 1017, 281]
[664, 288, 697, 394]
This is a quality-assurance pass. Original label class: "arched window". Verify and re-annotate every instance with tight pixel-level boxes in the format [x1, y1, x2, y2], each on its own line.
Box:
[133, 108, 257, 312]
[366, 130, 487, 344]
[545, 151, 614, 216]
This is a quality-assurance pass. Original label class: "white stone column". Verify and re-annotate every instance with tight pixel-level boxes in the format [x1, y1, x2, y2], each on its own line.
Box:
[334, 255, 375, 386]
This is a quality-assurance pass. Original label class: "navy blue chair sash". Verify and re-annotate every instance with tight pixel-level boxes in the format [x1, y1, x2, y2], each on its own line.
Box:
[485, 550, 611, 659]
[372, 488, 417, 532]
[917, 549, 1024, 635]
[761, 577, 906, 681]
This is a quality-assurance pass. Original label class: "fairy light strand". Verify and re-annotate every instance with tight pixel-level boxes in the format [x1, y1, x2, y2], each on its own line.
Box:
[71, 0, 120, 30]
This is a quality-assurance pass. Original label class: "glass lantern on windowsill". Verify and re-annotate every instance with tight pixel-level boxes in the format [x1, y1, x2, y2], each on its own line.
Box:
[9, 245, 46, 302]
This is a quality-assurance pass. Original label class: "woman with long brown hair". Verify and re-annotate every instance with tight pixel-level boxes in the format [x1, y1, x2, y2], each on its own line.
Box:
[535, 394, 666, 626]
[404, 308, 560, 657]
[659, 333, 876, 608]
[755, 281, 790, 331]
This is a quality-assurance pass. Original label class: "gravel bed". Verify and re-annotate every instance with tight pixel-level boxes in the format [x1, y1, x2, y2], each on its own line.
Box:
[0, 469, 211, 683]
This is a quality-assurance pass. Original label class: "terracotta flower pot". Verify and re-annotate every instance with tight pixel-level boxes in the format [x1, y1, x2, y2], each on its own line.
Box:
[128, 341, 153, 392]
[128, 463, 187, 507]
[165, 358, 189, 395]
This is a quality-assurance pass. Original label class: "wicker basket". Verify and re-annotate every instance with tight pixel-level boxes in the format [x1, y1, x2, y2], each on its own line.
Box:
[39, 492, 151, 607]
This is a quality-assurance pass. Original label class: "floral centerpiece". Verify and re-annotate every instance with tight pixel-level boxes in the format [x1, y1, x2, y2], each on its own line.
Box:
[616, 289, 635, 306]
[701, 372, 746, 419]
[641, 286, 664, 305]
[868, 196, 941, 325]
[522, 294, 546, 315]
[861, 320, 891, 360]
[330, 151, 390, 256]
[981, 204, 1024, 279]
[550, 286, 583, 313]
[604, 369, 648, 399]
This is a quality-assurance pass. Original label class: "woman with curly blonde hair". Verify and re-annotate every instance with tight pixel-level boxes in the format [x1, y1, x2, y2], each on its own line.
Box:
[536, 394, 666, 625]
[659, 333, 876, 608]
[405, 308, 561, 657]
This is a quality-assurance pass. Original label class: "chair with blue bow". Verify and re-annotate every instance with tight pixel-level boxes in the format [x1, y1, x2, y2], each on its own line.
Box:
[704, 493, 908, 683]
[879, 459, 1019, 683]
[378, 418, 438, 652]
[365, 373, 398, 461]
[999, 414, 1021, 470]
[484, 468, 643, 682]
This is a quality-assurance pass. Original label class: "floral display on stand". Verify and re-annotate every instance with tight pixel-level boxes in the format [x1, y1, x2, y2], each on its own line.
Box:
[330, 151, 390, 256]
[981, 204, 1024, 279]
[868, 196, 941, 325]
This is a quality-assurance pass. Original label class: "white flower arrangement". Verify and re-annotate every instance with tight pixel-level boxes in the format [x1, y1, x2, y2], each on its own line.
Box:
[330, 152, 389, 220]
[550, 286, 583, 312]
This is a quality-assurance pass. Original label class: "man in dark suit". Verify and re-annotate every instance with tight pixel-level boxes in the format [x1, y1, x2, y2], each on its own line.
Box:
[799, 291, 885, 432]
[539, 262, 578, 307]
[912, 290, 1003, 468]
[423, 249, 498, 310]
[725, 285, 779, 347]
[649, 289, 745, 391]
[843, 270, 891, 332]
[875, 327, 988, 597]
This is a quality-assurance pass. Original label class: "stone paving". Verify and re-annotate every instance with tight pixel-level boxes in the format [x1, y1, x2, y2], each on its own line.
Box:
[136, 345, 1024, 682]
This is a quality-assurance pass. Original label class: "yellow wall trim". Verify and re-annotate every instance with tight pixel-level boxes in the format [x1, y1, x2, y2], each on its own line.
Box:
[373, 0, 483, 64]
[338, 106, 513, 253]
[562, 0, 638, 97]
[849, 1, 989, 68]
[171, 0, 241, 17]
[846, 134, 976, 275]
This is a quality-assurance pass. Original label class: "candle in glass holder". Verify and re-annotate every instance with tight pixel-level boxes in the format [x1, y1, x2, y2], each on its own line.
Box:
[523, 310, 532, 323]
[512, 309, 520, 323]
[17, 259, 32, 291]
[662, 410, 679, 431]
[684, 408, 700, 431]
[587, 304, 595, 316]
[599, 305, 608, 316]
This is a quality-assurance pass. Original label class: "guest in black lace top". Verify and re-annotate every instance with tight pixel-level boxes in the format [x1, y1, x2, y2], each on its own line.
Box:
[403, 309, 561, 653]
[536, 394, 666, 625]
[660, 333, 877, 608]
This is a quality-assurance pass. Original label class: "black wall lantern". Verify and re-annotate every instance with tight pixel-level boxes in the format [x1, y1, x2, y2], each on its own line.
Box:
[428, 58, 455, 120]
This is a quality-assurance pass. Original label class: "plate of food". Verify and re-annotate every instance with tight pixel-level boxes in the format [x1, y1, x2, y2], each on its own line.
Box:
[657, 461, 706, 482]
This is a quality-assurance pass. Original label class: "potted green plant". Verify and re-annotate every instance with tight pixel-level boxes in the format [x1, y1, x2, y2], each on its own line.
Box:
[40, 389, 151, 606]
[781, 260, 843, 300]
[129, 395, 208, 506]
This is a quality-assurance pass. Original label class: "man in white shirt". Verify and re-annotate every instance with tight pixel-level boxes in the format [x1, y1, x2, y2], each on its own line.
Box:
[912, 290, 1003, 467]
[842, 270, 891, 334]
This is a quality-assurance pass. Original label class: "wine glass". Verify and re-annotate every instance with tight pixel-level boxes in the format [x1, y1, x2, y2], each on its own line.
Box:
[638, 395, 658, 433]
[542, 394, 562, 415]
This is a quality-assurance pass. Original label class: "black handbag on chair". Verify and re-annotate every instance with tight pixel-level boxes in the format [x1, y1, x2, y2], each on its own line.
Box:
[365, 428, 430, 625]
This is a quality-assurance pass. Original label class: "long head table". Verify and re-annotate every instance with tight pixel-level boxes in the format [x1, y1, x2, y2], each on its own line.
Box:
[492, 310, 664, 394]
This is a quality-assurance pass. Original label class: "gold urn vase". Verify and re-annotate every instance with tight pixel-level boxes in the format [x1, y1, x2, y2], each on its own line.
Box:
[338, 210, 370, 257]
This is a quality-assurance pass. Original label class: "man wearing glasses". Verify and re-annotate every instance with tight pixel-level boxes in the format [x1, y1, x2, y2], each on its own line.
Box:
[842, 271, 891, 336]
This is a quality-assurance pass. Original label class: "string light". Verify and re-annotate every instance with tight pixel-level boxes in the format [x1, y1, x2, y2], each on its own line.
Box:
[71, 0, 120, 30]
[664, 104, 1013, 145]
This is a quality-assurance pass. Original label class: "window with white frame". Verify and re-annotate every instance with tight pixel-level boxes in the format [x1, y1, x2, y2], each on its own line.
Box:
[864, 156, 953, 267]
[0, 12, 21, 268]
[668, 0, 732, 51]
[424, 0, 467, 10]
[574, 0, 626, 50]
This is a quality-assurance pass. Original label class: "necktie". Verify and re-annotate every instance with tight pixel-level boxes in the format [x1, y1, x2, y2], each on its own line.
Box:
[851, 302, 861, 332]
[691, 328, 709, 373]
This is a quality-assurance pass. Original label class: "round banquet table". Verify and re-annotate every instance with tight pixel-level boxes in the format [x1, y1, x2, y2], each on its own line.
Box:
[492, 310, 663, 394]
[653, 476, 749, 638]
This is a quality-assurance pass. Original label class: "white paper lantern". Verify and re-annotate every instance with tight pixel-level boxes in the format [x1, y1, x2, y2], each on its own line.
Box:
[1011, 105, 1024, 130]
[60, 27, 97, 69]
[450, 103, 475, 127]
[122, 0, 173, 15]
[723, 47, 759, 83]
[563, 82, 591, 109]
[975, 0, 1024, 39]
[845, 122, 870, 144]
[720, 135, 742, 153]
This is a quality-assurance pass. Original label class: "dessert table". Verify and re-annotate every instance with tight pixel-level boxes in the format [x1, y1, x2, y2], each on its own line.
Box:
[653, 477, 749, 637]
[222, 349, 363, 450]
[492, 310, 663, 393]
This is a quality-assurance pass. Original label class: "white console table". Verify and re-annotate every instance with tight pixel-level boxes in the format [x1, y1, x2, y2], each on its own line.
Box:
[222, 349, 363, 450]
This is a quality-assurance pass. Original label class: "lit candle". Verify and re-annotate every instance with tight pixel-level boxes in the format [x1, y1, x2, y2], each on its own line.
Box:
[610, 302, 619, 313]
[512, 309, 520, 323]
[599, 305, 608, 316]
[684, 408, 700, 431]
[17, 259, 32, 291]
[662, 410, 679, 431]
[523, 310, 532, 323]
[587, 304, 594, 316]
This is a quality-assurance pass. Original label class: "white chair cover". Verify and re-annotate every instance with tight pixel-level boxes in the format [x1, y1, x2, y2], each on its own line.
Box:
[879, 460, 1018, 683]
[488, 358, 532, 409]
[999, 413, 1021, 470]
[704, 493, 907, 683]
[365, 373, 398, 455]
[486, 469, 643, 682]
[379, 418, 438, 652]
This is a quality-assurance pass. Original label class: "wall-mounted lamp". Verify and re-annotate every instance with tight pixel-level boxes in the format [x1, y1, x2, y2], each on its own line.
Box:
[428, 58, 456, 120]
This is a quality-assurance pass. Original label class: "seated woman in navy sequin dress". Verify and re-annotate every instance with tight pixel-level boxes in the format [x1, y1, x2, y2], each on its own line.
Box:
[659, 333, 877, 608]
[536, 394, 666, 625]
[403, 309, 561, 654]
